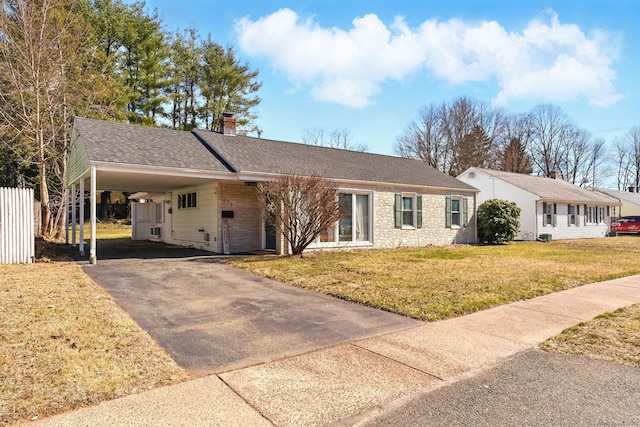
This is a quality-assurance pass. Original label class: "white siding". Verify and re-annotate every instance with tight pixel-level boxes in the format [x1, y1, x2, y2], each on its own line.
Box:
[458, 169, 538, 240]
[537, 202, 609, 240]
[163, 182, 218, 251]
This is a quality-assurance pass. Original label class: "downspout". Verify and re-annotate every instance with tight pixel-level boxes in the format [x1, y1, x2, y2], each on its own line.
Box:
[474, 192, 478, 244]
[533, 200, 544, 241]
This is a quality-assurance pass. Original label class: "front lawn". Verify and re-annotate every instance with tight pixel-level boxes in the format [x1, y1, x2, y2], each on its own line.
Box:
[541, 303, 640, 367]
[229, 237, 640, 321]
[0, 262, 187, 425]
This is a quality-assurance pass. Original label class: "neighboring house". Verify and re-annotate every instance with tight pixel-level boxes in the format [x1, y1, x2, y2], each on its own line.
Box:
[457, 167, 619, 241]
[67, 117, 478, 261]
[592, 187, 640, 219]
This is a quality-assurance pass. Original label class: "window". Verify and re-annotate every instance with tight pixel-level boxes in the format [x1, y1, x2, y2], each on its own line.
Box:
[402, 196, 414, 227]
[155, 203, 164, 224]
[451, 198, 461, 227]
[318, 192, 371, 244]
[395, 193, 422, 229]
[446, 196, 468, 228]
[568, 204, 579, 226]
[339, 193, 353, 241]
[178, 192, 197, 209]
[543, 202, 556, 227]
[598, 207, 606, 224]
[585, 205, 599, 225]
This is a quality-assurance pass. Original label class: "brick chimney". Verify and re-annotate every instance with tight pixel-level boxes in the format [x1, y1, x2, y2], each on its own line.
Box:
[549, 171, 558, 179]
[220, 113, 236, 136]
[629, 185, 637, 193]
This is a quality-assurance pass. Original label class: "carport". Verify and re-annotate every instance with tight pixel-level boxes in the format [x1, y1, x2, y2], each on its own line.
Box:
[66, 117, 235, 263]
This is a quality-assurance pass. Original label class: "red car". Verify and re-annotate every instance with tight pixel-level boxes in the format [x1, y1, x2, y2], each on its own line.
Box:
[610, 216, 640, 234]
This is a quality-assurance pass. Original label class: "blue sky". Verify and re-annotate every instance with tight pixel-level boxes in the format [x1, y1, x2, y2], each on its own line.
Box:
[140, 0, 638, 160]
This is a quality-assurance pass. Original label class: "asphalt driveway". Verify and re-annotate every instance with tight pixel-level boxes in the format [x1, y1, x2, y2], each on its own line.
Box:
[78, 240, 419, 374]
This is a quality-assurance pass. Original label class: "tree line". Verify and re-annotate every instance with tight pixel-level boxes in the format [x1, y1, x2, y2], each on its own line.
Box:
[0, 0, 261, 237]
[395, 96, 639, 190]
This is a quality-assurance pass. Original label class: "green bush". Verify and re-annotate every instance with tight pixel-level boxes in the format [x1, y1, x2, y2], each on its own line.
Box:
[477, 199, 521, 244]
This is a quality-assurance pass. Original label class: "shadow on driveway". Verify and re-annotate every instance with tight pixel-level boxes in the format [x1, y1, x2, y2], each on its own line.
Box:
[75, 239, 420, 375]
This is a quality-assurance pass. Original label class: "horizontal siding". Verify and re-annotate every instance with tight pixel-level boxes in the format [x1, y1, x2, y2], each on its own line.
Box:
[163, 183, 218, 251]
[537, 203, 610, 240]
[67, 128, 90, 185]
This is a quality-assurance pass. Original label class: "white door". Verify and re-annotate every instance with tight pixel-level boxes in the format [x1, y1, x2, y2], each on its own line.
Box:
[131, 202, 153, 240]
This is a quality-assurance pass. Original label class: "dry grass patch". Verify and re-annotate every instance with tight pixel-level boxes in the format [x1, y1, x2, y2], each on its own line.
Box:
[229, 237, 640, 321]
[0, 261, 187, 425]
[541, 303, 640, 367]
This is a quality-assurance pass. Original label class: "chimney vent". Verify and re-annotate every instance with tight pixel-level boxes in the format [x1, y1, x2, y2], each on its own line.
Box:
[549, 171, 558, 179]
[220, 113, 236, 136]
[629, 185, 637, 193]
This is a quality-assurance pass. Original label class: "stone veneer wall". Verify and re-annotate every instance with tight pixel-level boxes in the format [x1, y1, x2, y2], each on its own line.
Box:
[371, 186, 476, 248]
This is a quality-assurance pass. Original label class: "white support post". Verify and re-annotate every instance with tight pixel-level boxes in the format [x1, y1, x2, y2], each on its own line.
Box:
[79, 178, 85, 255]
[89, 166, 97, 264]
[71, 183, 77, 248]
[65, 187, 70, 245]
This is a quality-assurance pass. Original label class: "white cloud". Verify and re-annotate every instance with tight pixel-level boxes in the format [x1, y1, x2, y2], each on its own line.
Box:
[235, 8, 621, 108]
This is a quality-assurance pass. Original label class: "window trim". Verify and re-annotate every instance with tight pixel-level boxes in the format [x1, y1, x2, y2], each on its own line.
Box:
[177, 191, 197, 209]
[567, 204, 580, 227]
[542, 202, 556, 227]
[395, 193, 422, 229]
[446, 196, 468, 229]
[310, 191, 373, 247]
[402, 193, 416, 229]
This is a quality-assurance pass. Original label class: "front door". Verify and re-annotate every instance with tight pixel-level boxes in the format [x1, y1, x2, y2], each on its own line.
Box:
[265, 211, 276, 250]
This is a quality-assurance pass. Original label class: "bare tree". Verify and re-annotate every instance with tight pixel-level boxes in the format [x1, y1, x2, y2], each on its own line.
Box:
[302, 127, 367, 151]
[394, 103, 445, 170]
[395, 96, 507, 176]
[0, 0, 122, 237]
[552, 127, 607, 186]
[256, 173, 342, 256]
[614, 127, 640, 190]
[526, 104, 572, 177]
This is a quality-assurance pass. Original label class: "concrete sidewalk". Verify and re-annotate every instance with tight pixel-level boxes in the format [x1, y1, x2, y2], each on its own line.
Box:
[33, 275, 640, 426]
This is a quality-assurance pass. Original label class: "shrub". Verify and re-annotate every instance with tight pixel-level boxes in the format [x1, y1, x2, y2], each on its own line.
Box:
[477, 199, 521, 244]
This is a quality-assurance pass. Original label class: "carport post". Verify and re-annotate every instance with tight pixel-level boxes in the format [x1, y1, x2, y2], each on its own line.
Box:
[79, 178, 85, 255]
[65, 187, 69, 245]
[89, 165, 97, 265]
[71, 183, 77, 248]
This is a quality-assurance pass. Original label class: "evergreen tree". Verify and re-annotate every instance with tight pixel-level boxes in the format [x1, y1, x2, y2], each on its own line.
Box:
[500, 137, 533, 174]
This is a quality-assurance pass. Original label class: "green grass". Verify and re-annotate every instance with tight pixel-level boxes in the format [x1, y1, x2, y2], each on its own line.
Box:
[229, 237, 640, 321]
[78, 220, 132, 240]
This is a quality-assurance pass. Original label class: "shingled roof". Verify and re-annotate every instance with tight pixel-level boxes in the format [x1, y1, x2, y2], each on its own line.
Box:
[192, 129, 475, 190]
[594, 187, 640, 206]
[73, 117, 230, 173]
[72, 117, 477, 191]
[474, 168, 617, 204]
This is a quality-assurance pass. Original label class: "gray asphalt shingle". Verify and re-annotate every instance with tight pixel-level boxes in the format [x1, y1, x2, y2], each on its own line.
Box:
[193, 129, 476, 190]
[73, 117, 230, 173]
[476, 168, 618, 204]
[73, 117, 477, 191]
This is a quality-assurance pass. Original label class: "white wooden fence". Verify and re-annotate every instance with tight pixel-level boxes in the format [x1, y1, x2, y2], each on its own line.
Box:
[0, 187, 35, 264]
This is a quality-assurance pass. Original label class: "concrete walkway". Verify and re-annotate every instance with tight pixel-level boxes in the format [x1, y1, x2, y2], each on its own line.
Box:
[33, 275, 640, 426]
